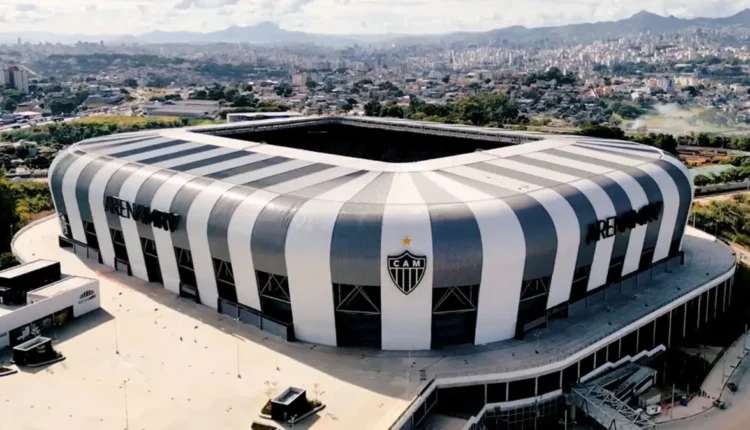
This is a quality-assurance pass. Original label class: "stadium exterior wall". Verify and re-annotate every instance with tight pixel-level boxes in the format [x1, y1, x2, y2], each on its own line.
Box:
[46, 120, 695, 351]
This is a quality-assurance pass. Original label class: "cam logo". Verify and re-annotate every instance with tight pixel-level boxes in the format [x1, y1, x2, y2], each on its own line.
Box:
[388, 238, 427, 295]
[78, 290, 96, 304]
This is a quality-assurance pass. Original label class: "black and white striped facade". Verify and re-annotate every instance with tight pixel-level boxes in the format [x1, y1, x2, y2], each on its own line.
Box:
[47, 117, 694, 351]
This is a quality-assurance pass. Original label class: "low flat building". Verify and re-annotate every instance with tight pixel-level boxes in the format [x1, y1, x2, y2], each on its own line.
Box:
[142, 100, 219, 119]
[0, 260, 100, 349]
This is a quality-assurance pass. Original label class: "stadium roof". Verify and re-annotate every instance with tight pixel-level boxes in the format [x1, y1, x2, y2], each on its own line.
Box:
[69, 116, 674, 205]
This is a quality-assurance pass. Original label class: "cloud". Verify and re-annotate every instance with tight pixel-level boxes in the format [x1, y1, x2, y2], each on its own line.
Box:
[15, 3, 37, 12]
[2, 0, 750, 36]
[174, 0, 239, 10]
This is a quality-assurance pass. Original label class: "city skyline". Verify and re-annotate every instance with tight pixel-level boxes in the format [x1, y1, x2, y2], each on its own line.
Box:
[2, 0, 750, 37]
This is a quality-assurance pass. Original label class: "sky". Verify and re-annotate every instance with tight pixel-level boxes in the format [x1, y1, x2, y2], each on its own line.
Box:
[0, 0, 748, 36]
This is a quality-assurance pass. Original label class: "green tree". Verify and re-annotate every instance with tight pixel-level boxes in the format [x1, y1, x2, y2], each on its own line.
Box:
[123, 78, 138, 88]
[275, 83, 293, 97]
[364, 100, 382, 117]
[453, 93, 519, 126]
[0, 177, 20, 253]
[442, 75, 450, 84]
[233, 94, 256, 108]
[380, 103, 405, 118]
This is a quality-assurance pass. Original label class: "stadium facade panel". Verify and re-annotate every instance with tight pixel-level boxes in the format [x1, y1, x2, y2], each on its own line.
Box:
[47, 117, 694, 350]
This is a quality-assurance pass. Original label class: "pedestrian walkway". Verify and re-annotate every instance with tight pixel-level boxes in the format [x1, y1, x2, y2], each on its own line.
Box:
[654, 332, 750, 423]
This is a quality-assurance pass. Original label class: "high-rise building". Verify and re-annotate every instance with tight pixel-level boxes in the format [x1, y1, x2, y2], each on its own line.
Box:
[1, 65, 30, 94]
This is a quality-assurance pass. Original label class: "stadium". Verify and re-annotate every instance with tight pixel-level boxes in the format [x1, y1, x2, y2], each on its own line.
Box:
[47, 115, 695, 350]
[44, 116, 741, 429]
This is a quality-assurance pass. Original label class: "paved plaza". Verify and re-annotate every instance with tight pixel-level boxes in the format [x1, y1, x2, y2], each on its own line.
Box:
[0, 218, 736, 430]
[2, 218, 418, 430]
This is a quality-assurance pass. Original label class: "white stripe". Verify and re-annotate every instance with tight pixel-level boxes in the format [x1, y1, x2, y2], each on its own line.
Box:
[442, 165, 539, 193]
[527, 188, 580, 309]
[224, 159, 312, 185]
[567, 179, 617, 291]
[557, 145, 646, 167]
[285, 172, 380, 346]
[88, 159, 130, 267]
[117, 166, 160, 282]
[660, 156, 694, 252]
[484, 158, 580, 183]
[227, 190, 277, 311]
[48, 149, 68, 215]
[638, 163, 680, 262]
[605, 171, 649, 276]
[422, 171, 525, 344]
[523, 152, 613, 175]
[122, 142, 200, 162]
[155, 147, 234, 169]
[62, 153, 99, 244]
[186, 182, 236, 310]
[484, 138, 576, 157]
[92, 137, 175, 155]
[440, 167, 580, 310]
[79, 132, 157, 146]
[315, 171, 382, 202]
[265, 166, 357, 194]
[381, 173, 432, 350]
[575, 142, 662, 159]
[150, 173, 194, 294]
[186, 153, 275, 177]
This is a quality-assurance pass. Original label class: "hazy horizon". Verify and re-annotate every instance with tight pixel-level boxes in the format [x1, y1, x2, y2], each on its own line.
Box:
[1, 0, 749, 37]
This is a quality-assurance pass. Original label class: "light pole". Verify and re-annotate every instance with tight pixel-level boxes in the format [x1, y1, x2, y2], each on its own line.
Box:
[236, 315, 241, 379]
[123, 378, 130, 430]
[114, 318, 120, 355]
[534, 332, 541, 354]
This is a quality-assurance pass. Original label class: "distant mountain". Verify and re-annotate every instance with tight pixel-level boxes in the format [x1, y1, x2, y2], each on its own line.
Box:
[433, 9, 750, 45]
[1, 10, 750, 46]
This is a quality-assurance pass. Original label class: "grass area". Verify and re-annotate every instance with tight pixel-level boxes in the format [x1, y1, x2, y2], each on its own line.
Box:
[71, 116, 182, 126]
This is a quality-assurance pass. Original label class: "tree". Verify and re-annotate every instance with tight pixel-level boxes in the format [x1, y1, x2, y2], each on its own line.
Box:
[579, 123, 626, 140]
[380, 103, 404, 118]
[49, 99, 77, 115]
[124, 78, 138, 88]
[233, 94, 256, 108]
[223, 88, 239, 103]
[305, 80, 318, 90]
[2, 89, 23, 112]
[275, 83, 293, 97]
[191, 90, 208, 100]
[442, 75, 450, 84]
[364, 100, 382, 117]
[453, 93, 519, 126]
[0, 177, 20, 253]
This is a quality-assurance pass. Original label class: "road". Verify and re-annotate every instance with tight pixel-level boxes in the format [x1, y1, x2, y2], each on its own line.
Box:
[661, 355, 750, 430]
[0, 116, 79, 133]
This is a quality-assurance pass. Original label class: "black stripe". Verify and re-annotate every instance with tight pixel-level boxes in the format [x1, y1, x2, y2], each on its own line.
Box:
[108, 140, 186, 158]
[205, 156, 288, 180]
[169, 150, 249, 172]
[138, 145, 216, 165]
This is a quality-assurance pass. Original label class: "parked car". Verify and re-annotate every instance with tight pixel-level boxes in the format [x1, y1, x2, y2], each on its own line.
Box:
[728, 382, 738, 392]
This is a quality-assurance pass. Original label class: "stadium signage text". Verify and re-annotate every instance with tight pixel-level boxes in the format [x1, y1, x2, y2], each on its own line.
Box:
[587, 202, 663, 244]
[388, 251, 427, 295]
[105, 196, 180, 232]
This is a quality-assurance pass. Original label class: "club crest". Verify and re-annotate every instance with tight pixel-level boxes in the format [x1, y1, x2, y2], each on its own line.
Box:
[388, 250, 427, 295]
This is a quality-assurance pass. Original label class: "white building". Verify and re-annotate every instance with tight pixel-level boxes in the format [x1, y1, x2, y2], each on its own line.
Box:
[0, 65, 30, 94]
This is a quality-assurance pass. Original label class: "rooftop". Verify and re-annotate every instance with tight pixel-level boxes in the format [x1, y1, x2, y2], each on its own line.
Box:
[27, 276, 96, 299]
[2, 218, 736, 430]
[71, 116, 673, 206]
[0, 259, 56, 280]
